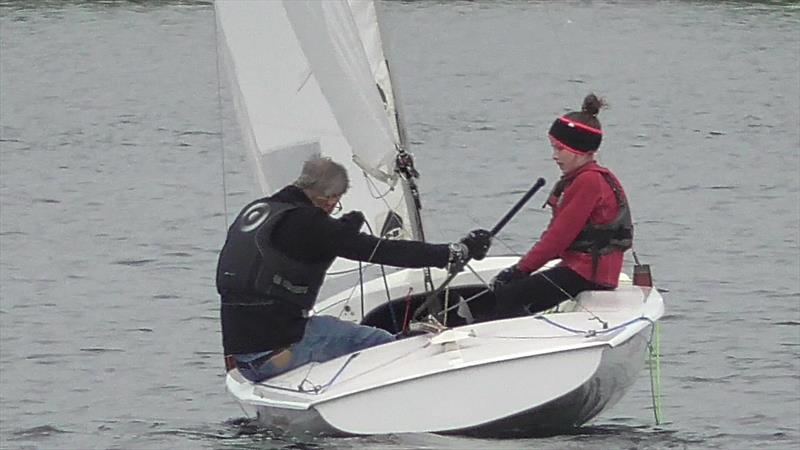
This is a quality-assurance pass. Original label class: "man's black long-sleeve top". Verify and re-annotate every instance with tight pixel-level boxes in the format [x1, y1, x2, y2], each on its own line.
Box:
[269, 185, 450, 268]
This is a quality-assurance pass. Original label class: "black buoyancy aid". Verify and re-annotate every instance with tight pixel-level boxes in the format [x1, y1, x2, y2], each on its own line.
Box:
[216, 198, 334, 355]
[548, 167, 634, 259]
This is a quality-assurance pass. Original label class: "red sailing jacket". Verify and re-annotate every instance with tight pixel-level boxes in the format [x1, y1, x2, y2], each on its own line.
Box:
[517, 161, 629, 288]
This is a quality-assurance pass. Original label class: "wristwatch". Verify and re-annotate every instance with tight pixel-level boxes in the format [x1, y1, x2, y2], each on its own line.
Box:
[448, 242, 468, 262]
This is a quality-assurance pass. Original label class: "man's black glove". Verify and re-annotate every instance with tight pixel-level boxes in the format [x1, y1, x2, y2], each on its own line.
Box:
[340, 210, 365, 231]
[492, 265, 527, 290]
[460, 229, 492, 261]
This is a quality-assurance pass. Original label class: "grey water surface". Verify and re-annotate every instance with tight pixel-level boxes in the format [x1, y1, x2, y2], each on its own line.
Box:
[1, 1, 798, 449]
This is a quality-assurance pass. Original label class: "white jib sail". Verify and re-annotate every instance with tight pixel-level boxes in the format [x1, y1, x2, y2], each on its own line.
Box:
[215, 0, 413, 277]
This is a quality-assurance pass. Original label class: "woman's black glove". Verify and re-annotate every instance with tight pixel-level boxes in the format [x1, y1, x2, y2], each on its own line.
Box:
[340, 210, 365, 231]
[492, 265, 527, 290]
[460, 229, 492, 260]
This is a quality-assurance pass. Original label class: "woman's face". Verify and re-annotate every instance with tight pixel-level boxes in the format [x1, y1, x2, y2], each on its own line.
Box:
[550, 138, 591, 174]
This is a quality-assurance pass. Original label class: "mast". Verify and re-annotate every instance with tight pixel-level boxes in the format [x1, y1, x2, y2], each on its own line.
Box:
[356, 0, 426, 241]
[371, 6, 433, 290]
[346, 0, 432, 289]
[395, 146, 426, 242]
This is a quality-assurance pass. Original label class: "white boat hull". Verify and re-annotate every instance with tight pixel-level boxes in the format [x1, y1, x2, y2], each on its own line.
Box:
[226, 268, 663, 437]
[249, 330, 649, 437]
[450, 329, 650, 437]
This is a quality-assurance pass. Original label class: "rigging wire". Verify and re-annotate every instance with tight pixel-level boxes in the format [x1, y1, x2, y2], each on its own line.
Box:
[326, 262, 377, 276]
[324, 173, 405, 277]
[362, 220, 400, 330]
[213, 5, 230, 230]
[317, 217, 403, 327]
[463, 211, 525, 257]
[451, 214, 609, 325]
[358, 260, 365, 321]
[537, 271, 607, 327]
[329, 282, 361, 318]
[363, 169, 397, 201]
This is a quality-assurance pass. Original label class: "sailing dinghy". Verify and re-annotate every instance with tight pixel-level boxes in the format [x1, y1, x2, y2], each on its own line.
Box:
[215, 0, 665, 437]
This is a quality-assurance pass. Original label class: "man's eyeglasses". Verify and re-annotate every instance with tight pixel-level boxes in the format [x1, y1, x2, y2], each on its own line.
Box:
[315, 195, 342, 214]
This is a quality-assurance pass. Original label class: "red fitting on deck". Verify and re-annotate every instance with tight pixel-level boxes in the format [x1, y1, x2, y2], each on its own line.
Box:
[633, 264, 653, 287]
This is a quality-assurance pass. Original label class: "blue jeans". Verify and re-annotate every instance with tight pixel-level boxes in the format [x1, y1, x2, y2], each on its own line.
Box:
[235, 315, 393, 383]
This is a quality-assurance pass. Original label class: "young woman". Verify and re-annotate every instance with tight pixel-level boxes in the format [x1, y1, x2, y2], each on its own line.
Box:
[491, 94, 633, 319]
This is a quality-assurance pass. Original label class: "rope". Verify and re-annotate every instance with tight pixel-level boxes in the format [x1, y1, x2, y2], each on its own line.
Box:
[364, 170, 397, 201]
[534, 315, 653, 337]
[256, 352, 359, 395]
[257, 340, 422, 395]
[648, 321, 664, 425]
[532, 313, 666, 427]
[297, 353, 360, 394]
[255, 352, 358, 395]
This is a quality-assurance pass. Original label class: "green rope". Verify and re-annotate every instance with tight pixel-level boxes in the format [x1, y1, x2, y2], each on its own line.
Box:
[647, 322, 664, 425]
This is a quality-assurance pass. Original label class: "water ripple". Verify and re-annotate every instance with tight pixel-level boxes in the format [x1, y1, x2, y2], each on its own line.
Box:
[112, 258, 156, 266]
[79, 347, 125, 353]
[10, 425, 71, 440]
[678, 374, 737, 384]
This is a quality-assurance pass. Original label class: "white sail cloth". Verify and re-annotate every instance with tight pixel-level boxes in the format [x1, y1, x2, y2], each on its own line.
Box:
[215, 0, 414, 276]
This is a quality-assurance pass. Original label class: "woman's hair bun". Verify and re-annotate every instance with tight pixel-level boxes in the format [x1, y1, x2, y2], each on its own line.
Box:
[581, 93, 607, 117]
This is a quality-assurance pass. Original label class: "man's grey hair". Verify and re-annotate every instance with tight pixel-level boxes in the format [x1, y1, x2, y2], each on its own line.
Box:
[293, 156, 350, 197]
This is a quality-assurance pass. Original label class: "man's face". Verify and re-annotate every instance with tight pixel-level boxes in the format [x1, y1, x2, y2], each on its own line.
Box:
[313, 194, 342, 215]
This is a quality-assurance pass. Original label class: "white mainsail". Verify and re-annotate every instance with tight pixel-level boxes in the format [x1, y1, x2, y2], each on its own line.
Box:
[215, 0, 416, 276]
[347, 0, 405, 146]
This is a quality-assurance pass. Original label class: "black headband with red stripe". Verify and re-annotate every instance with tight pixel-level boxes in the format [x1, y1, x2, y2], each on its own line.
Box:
[548, 116, 602, 153]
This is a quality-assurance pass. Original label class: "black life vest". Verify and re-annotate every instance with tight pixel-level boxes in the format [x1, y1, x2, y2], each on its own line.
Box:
[548, 168, 633, 270]
[217, 198, 334, 355]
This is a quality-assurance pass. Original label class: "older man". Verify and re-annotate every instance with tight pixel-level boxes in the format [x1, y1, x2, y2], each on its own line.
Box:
[217, 156, 491, 382]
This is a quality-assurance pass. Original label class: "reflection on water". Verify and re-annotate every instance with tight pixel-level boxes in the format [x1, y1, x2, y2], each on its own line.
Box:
[1, 0, 798, 449]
